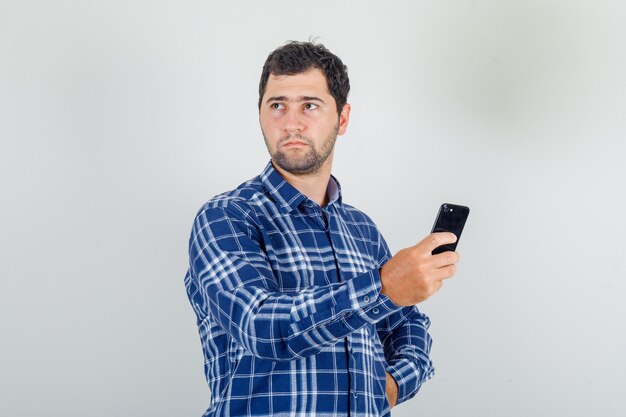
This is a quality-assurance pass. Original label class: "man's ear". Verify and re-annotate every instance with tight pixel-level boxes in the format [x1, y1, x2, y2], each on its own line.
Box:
[337, 103, 351, 136]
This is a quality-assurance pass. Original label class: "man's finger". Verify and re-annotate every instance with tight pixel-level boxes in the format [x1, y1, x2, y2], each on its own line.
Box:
[438, 263, 457, 280]
[420, 232, 457, 252]
[431, 250, 460, 268]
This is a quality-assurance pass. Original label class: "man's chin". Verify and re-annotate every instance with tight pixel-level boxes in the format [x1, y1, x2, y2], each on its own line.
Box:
[273, 157, 321, 176]
[276, 164, 319, 176]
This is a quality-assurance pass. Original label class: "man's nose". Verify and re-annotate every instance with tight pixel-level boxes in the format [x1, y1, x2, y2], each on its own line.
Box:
[282, 110, 305, 133]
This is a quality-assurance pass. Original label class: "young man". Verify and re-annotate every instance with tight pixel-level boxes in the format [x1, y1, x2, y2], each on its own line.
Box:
[184, 41, 459, 417]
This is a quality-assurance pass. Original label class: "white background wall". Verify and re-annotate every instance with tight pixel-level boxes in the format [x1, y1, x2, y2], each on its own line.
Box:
[1, 1, 625, 416]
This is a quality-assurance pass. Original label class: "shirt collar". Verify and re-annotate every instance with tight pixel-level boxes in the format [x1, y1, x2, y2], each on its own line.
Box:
[260, 161, 343, 213]
[326, 174, 342, 206]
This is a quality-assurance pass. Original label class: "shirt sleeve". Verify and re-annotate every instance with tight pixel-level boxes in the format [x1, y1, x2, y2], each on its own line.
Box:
[186, 201, 402, 362]
[374, 231, 435, 405]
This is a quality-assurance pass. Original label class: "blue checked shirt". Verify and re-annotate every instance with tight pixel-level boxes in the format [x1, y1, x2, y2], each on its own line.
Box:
[184, 162, 434, 417]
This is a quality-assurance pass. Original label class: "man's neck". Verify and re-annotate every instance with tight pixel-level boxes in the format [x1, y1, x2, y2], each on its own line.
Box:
[272, 159, 333, 207]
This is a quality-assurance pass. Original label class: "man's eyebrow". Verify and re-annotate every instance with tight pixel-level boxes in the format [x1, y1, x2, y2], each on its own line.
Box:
[265, 96, 326, 104]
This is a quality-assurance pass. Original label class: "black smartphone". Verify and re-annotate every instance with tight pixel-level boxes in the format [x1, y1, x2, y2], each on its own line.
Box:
[431, 203, 470, 255]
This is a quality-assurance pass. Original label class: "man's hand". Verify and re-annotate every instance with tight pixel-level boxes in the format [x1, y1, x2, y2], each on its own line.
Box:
[385, 371, 398, 408]
[380, 232, 459, 306]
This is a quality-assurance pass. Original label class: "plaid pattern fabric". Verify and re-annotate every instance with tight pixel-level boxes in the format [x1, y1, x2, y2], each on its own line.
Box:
[184, 162, 434, 417]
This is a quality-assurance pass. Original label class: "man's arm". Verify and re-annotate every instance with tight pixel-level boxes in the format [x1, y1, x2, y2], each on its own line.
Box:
[185, 201, 401, 361]
[377, 306, 434, 405]
[374, 231, 454, 405]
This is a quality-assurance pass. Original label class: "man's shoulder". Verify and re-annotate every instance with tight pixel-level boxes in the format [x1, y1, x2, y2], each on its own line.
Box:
[196, 175, 267, 219]
[208, 176, 263, 205]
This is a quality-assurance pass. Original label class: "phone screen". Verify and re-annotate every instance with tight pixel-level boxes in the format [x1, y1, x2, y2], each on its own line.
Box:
[431, 203, 470, 254]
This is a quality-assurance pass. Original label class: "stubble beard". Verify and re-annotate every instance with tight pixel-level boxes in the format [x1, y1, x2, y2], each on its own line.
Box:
[264, 122, 339, 176]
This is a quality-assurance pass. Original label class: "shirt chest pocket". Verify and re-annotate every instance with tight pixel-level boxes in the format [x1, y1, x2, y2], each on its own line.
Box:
[265, 229, 340, 291]
[262, 213, 378, 291]
[271, 245, 341, 291]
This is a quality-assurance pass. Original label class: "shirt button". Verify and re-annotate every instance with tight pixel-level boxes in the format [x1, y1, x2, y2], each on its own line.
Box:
[353, 392, 358, 398]
[372, 308, 380, 314]
[363, 296, 370, 303]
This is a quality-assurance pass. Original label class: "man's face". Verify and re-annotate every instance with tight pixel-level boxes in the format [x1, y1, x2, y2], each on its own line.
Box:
[259, 68, 350, 176]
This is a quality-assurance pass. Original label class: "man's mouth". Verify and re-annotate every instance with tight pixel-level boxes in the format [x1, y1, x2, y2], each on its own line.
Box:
[283, 141, 307, 147]
[281, 137, 310, 148]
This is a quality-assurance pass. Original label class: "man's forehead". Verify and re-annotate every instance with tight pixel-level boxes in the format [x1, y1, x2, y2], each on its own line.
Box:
[265, 68, 331, 96]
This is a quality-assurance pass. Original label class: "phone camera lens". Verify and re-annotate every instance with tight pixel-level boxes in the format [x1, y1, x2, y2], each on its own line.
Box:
[443, 205, 449, 213]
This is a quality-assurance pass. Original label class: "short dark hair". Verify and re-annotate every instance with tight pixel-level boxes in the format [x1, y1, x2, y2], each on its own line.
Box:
[258, 41, 350, 114]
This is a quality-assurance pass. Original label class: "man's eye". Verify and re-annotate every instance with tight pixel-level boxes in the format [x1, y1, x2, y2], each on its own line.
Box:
[304, 103, 318, 110]
[271, 103, 285, 110]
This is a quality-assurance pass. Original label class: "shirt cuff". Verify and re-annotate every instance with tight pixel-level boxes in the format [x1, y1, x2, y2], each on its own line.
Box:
[386, 358, 435, 405]
[344, 268, 402, 324]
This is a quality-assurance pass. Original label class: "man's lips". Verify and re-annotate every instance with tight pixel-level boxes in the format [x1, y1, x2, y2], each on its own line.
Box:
[282, 140, 308, 147]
